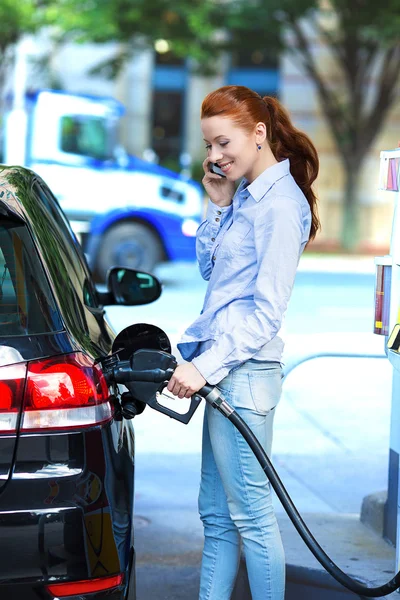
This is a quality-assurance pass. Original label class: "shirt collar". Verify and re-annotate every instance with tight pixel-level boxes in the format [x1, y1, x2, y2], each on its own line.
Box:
[244, 158, 290, 203]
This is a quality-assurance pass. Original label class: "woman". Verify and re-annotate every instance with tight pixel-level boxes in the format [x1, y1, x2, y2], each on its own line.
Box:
[167, 85, 320, 600]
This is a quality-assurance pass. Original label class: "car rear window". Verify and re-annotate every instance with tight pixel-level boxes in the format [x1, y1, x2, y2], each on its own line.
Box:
[0, 221, 63, 336]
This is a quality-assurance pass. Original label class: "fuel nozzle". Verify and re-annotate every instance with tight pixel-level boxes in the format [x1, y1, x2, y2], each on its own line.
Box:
[110, 349, 177, 387]
[102, 348, 202, 425]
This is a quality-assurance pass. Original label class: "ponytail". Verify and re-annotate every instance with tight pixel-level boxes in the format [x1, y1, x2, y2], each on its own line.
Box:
[262, 96, 320, 241]
[201, 86, 320, 241]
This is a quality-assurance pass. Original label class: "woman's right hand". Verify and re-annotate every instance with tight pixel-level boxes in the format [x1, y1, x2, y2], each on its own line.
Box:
[202, 158, 235, 207]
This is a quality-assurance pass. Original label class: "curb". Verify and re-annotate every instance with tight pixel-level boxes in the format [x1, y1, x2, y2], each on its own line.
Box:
[360, 490, 387, 537]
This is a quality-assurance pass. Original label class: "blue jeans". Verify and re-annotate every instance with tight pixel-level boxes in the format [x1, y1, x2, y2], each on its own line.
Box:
[198, 360, 285, 600]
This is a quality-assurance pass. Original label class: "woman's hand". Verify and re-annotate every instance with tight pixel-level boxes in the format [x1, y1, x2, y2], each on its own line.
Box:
[167, 363, 207, 399]
[202, 157, 235, 207]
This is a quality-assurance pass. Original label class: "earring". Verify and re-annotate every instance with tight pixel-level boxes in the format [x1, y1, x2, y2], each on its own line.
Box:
[257, 144, 262, 150]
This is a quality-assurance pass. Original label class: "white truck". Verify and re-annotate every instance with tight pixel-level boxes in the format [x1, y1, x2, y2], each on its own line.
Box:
[3, 89, 203, 280]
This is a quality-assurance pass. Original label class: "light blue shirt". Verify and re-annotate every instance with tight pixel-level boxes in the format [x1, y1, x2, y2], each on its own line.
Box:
[177, 159, 311, 385]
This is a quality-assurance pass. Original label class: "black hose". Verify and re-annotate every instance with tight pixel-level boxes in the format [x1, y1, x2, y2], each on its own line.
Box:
[226, 410, 400, 597]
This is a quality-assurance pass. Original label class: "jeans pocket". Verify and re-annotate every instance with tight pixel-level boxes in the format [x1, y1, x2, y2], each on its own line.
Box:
[248, 368, 282, 415]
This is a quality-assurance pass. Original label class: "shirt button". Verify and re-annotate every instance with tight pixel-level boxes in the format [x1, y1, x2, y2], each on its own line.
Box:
[216, 210, 222, 215]
[211, 237, 215, 242]
[215, 218, 220, 222]
[212, 256, 216, 261]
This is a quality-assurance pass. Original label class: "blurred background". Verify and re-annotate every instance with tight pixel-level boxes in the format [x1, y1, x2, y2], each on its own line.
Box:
[0, 0, 399, 254]
[1, 2, 400, 595]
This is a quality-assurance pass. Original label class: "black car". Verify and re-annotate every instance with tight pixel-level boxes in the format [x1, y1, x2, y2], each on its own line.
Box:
[0, 165, 162, 599]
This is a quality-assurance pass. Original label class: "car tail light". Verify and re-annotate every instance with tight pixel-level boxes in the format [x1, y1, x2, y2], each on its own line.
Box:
[47, 573, 123, 597]
[22, 353, 112, 431]
[0, 364, 27, 433]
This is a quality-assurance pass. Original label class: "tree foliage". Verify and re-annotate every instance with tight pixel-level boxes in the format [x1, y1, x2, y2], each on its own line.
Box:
[0, 0, 45, 51]
[52, 0, 227, 75]
[0, 0, 55, 133]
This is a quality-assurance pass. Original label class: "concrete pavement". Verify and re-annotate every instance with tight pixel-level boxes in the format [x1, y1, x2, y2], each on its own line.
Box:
[134, 508, 396, 599]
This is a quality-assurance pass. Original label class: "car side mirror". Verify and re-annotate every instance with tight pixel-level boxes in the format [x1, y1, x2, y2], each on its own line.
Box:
[97, 267, 162, 306]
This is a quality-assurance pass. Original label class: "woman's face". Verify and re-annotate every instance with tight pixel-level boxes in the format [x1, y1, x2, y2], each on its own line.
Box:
[201, 116, 260, 182]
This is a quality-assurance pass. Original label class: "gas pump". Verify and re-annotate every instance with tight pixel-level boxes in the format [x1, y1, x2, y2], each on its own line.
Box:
[375, 149, 400, 567]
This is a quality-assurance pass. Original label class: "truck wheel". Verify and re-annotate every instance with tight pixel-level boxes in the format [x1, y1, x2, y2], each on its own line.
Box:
[96, 222, 164, 281]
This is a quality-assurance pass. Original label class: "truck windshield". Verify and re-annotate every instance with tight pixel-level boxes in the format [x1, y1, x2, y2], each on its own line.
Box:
[60, 115, 112, 161]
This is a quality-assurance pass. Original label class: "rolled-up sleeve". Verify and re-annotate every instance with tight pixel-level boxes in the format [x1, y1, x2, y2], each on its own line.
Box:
[192, 195, 307, 383]
[196, 200, 232, 281]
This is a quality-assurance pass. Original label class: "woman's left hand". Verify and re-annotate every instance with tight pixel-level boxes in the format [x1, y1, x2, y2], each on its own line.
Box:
[167, 363, 207, 399]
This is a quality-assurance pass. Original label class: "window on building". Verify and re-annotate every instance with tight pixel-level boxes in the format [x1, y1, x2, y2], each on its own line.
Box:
[155, 49, 185, 66]
[231, 48, 278, 69]
[151, 91, 183, 162]
[228, 41, 280, 98]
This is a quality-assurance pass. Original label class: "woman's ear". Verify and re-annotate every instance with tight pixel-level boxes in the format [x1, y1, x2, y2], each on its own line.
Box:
[255, 122, 267, 145]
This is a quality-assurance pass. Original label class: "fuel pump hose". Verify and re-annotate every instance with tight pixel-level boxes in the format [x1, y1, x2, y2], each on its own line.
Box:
[199, 384, 400, 598]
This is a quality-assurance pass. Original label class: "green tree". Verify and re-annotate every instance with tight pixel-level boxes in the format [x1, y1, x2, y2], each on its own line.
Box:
[0, 1, 36, 88]
[223, 0, 400, 250]
[0, 0, 57, 92]
[0, 0, 57, 155]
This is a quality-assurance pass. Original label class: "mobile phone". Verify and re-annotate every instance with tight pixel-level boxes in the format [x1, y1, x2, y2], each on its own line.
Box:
[209, 162, 226, 178]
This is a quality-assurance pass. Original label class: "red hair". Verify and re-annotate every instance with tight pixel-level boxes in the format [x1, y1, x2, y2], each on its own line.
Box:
[201, 85, 320, 241]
